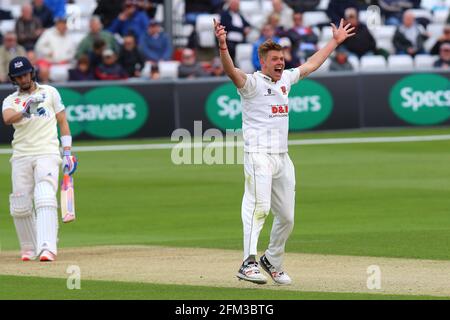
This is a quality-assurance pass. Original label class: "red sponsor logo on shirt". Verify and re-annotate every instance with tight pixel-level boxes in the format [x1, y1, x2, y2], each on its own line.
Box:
[271, 105, 289, 114]
[14, 98, 21, 105]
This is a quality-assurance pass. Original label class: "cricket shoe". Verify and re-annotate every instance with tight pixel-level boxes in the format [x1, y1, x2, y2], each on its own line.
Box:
[236, 261, 267, 284]
[260, 255, 292, 285]
[39, 250, 56, 262]
[21, 250, 37, 261]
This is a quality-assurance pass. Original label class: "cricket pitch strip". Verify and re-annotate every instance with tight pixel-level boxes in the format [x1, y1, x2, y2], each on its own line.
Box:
[1, 245, 449, 297]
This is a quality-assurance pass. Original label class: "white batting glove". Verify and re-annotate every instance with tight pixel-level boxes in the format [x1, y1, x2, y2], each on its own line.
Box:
[62, 150, 78, 175]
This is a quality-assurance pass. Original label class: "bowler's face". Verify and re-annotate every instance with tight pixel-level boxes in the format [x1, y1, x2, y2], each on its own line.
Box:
[261, 50, 285, 81]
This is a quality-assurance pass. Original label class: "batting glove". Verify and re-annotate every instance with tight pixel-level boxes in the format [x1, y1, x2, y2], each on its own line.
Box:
[62, 150, 78, 175]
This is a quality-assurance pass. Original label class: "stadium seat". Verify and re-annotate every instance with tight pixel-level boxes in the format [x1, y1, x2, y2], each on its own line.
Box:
[376, 38, 395, 54]
[410, 9, 433, 21]
[0, 20, 15, 34]
[414, 54, 439, 69]
[158, 61, 180, 79]
[360, 56, 387, 71]
[302, 11, 330, 27]
[433, 8, 450, 23]
[359, 9, 382, 26]
[240, 0, 260, 19]
[373, 25, 396, 41]
[318, 0, 330, 10]
[10, 5, 21, 19]
[315, 58, 330, 73]
[74, 0, 96, 17]
[347, 55, 360, 71]
[427, 23, 445, 38]
[49, 64, 70, 83]
[320, 26, 333, 42]
[235, 43, 255, 73]
[387, 55, 414, 70]
[196, 14, 220, 48]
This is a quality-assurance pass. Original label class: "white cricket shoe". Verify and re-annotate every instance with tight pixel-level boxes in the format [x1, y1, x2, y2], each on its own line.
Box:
[21, 250, 37, 261]
[39, 250, 56, 262]
[260, 255, 292, 285]
[236, 261, 268, 284]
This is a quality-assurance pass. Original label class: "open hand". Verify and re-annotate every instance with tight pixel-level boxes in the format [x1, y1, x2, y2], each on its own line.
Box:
[213, 18, 227, 46]
[331, 18, 355, 44]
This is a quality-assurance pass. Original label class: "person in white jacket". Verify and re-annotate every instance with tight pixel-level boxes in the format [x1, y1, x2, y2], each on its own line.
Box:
[35, 16, 76, 65]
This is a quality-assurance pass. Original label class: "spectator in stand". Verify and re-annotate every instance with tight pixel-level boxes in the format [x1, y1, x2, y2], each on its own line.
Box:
[178, 48, 209, 78]
[137, 0, 164, 19]
[279, 37, 299, 68]
[35, 16, 76, 65]
[285, 0, 320, 13]
[108, 0, 150, 39]
[95, 49, 128, 80]
[431, 25, 450, 56]
[379, 0, 415, 26]
[330, 46, 354, 71]
[434, 42, 450, 69]
[209, 57, 225, 76]
[69, 55, 95, 81]
[16, 3, 44, 51]
[286, 12, 318, 62]
[269, 0, 293, 30]
[341, 7, 376, 57]
[139, 20, 172, 64]
[326, 0, 359, 25]
[267, 13, 287, 38]
[93, 0, 125, 28]
[393, 10, 428, 56]
[76, 16, 119, 59]
[89, 38, 107, 69]
[44, 0, 66, 19]
[252, 24, 281, 70]
[119, 33, 145, 77]
[219, 0, 251, 61]
[33, 0, 54, 29]
[0, 32, 27, 82]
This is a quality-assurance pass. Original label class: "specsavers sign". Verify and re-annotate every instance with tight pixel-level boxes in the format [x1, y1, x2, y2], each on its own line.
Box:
[205, 79, 333, 131]
[59, 86, 149, 138]
[389, 74, 450, 125]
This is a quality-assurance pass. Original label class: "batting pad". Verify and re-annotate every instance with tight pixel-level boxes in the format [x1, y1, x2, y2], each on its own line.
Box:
[34, 181, 58, 255]
[9, 193, 37, 255]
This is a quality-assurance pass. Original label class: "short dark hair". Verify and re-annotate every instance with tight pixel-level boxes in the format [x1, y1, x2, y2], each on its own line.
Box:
[258, 39, 282, 60]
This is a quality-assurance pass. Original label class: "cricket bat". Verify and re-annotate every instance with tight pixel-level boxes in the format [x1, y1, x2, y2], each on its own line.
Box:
[61, 173, 75, 223]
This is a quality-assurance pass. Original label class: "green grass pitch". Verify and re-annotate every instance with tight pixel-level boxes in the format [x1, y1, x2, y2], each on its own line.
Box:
[1, 127, 450, 299]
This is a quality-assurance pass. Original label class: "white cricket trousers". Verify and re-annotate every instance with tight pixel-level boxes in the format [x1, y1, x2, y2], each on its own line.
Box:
[10, 155, 61, 256]
[241, 152, 296, 270]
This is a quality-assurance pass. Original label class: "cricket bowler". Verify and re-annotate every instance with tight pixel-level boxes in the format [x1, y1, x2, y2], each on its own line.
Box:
[214, 18, 355, 284]
[2, 56, 77, 262]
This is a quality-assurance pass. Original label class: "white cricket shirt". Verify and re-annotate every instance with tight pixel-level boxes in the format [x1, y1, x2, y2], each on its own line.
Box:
[2, 83, 65, 158]
[238, 68, 301, 153]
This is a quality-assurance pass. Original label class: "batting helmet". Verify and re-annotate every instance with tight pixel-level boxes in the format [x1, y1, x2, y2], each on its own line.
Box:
[8, 56, 35, 83]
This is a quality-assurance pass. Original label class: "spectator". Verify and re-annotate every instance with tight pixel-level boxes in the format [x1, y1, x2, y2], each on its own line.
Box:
[89, 38, 107, 69]
[279, 37, 299, 68]
[108, 0, 150, 39]
[35, 16, 76, 64]
[430, 25, 450, 56]
[330, 47, 354, 71]
[95, 49, 128, 80]
[219, 0, 251, 61]
[286, 12, 318, 62]
[76, 16, 119, 59]
[93, 0, 125, 28]
[326, 0, 358, 25]
[267, 13, 287, 38]
[44, 0, 66, 19]
[119, 33, 145, 77]
[16, 3, 44, 51]
[393, 10, 428, 56]
[285, 0, 320, 13]
[269, 0, 294, 30]
[0, 32, 27, 82]
[137, 0, 164, 19]
[434, 42, 450, 69]
[341, 7, 376, 58]
[209, 57, 225, 76]
[69, 55, 95, 81]
[139, 20, 172, 63]
[252, 24, 281, 70]
[178, 48, 209, 78]
[379, 0, 415, 26]
[33, 0, 54, 29]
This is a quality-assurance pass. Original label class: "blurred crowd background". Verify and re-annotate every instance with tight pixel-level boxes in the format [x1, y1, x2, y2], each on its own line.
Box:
[0, 0, 448, 84]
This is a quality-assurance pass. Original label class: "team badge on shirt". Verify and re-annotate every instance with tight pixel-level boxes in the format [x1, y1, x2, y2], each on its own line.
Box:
[280, 86, 287, 95]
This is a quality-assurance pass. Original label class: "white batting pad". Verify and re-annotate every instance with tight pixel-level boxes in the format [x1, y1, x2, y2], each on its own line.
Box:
[9, 193, 37, 255]
[34, 181, 58, 255]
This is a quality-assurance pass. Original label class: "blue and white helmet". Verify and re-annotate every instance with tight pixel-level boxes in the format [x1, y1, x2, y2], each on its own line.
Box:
[8, 56, 35, 82]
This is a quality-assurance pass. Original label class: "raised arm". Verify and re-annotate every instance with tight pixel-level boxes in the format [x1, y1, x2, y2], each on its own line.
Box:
[214, 18, 247, 89]
[299, 18, 355, 79]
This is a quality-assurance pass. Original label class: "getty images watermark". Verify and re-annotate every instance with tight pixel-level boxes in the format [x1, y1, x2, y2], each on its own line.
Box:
[171, 121, 284, 165]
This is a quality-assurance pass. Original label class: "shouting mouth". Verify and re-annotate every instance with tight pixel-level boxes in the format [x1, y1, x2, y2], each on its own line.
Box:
[274, 66, 283, 76]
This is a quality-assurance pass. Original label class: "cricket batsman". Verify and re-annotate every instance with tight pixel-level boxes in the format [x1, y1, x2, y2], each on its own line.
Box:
[2, 56, 77, 262]
[214, 18, 355, 284]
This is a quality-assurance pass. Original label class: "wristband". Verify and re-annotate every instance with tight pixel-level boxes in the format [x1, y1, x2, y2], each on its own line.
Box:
[220, 46, 228, 51]
[61, 135, 72, 149]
